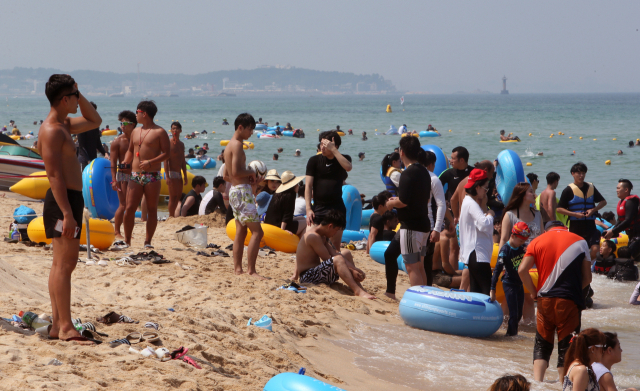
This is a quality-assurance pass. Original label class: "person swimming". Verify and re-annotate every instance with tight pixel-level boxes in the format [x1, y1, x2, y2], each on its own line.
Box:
[500, 129, 520, 141]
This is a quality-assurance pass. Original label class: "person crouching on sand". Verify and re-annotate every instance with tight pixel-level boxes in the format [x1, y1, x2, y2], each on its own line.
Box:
[292, 210, 376, 299]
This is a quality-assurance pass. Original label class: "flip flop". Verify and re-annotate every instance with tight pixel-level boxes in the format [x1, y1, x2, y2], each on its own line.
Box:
[96, 311, 138, 324]
[141, 331, 159, 343]
[79, 330, 104, 344]
[155, 347, 171, 362]
[144, 244, 154, 249]
[206, 243, 220, 249]
[144, 322, 162, 330]
[196, 251, 211, 257]
[152, 258, 171, 264]
[63, 336, 98, 344]
[182, 355, 202, 369]
[36, 324, 58, 340]
[170, 347, 188, 360]
[109, 338, 132, 348]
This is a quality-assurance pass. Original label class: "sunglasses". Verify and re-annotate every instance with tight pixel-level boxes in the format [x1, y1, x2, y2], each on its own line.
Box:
[120, 121, 134, 126]
[64, 90, 79, 99]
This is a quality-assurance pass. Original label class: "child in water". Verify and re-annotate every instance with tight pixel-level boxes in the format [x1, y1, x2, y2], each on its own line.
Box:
[490, 221, 531, 336]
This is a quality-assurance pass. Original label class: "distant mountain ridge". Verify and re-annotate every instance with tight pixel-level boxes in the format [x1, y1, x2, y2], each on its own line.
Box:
[0, 66, 395, 95]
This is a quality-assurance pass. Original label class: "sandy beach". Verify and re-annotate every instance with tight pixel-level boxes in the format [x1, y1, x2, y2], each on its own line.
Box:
[0, 191, 416, 391]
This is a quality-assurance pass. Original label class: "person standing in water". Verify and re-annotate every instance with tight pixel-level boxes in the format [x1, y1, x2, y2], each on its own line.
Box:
[539, 172, 560, 226]
[603, 179, 640, 260]
[110, 110, 136, 241]
[165, 121, 188, 217]
[39, 74, 102, 344]
[122, 101, 170, 249]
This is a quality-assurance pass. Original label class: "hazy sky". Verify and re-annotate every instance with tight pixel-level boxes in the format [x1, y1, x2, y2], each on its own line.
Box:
[3, 1, 639, 93]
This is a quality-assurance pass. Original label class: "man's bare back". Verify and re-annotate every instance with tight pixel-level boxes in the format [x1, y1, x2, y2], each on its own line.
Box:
[295, 228, 327, 275]
[539, 188, 557, 223]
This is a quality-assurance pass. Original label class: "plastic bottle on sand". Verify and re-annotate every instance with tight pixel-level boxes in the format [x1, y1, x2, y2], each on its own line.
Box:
[20, 311, 52, 329]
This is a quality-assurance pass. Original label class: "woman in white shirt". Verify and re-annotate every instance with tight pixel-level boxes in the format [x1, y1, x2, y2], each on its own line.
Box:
[459, 169, 495, 294]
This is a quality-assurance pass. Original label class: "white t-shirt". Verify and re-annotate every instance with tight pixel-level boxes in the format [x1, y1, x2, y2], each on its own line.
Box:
[428, 171, 446, 232]
[459, 195, 494, 264]
[217, 163, 231, 200]
[398, 125, 407, 134]
[591, 362, 610, 382]
[390, 170, 401, 188]
[294, 197, 306, 216]
[199, 190, 215, 215]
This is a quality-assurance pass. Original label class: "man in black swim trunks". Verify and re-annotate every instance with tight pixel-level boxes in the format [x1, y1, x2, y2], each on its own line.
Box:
[305, 130, 352, 248]
[39, 74, 102, 344]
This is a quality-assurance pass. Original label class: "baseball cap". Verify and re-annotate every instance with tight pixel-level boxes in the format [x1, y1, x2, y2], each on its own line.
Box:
[464, 169, 488, 189]
[511, 221, 531, 239]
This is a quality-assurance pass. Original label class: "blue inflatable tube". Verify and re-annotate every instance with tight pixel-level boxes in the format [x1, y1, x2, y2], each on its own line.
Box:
[399, 286, 503, 338]
[421, 144, 449, 176]
[255, 124, 267, 131]
[495, 149, 525, 205]
[82, 158, 119, 220]
[342, 185, 362, 231]
[264, 373, 347, 391]
[361, 209, 374, 227]
[419, 131, 441, 137]
[595, 218, 612, 233]
[187, 158, 216, 170]
[341, 229, 369, 243]
[369, 240, 407, 273]
[267, 126, 285, 131]
[282, 131, 293, 137]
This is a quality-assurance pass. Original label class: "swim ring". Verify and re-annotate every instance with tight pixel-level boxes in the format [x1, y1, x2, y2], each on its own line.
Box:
[495, 270, 539, 304]
[264, 373, 346, 391]
[27, 216, 115, 250]
[82, 158, 120, 220]
[257, 133, 276, 139]
[226, 221, 299, 253]
[399, 286, 503, 338]
[419, 131, 441, 137]
[220, 140, 254, 149]
[187, 158, 216, 170]
[341, 229, 369, 243]
[337, 131, 345, 136]
[401, 133, 419, 137]
[159, 168, 196, 196]
[421, 144, 449, 176]
[495, 149, 525, 205]
[342, 185, 362, 231]
[267, 126, 285, 131]
[9, 135, 21, 140]
[361, 209, 374, 227]
[600, 233, 629, 257]
[255, 124, 267, 131]
[369, 240, 406, 272]
[101, 129, 117, 136]
[499, 140, 520, 143]
[282, 131, 293, 137]
[10, 171, 49, 199]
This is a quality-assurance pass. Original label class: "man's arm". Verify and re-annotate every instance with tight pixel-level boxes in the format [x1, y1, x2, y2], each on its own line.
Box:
[581, 258, 592, 289]
[305, 175, 315, 226]
[109, 139, 120, 192]
[180, 196, 195, 217]
[451, 180, 467, 221]
[307, 234, 333, 261]
[123, 129, 136, 165]
[68, 89, 102, 134]
[518, 255, 537, 300]
[181, 145, 188, 186]
[432, 177, 446, 232]
[229, 143, 254, 179]
[366, 228, 378, 254]
[324, 139, 352, 172]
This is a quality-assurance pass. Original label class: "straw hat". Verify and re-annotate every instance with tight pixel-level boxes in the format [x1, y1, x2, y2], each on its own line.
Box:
[276, 171, 302, 193]
[264, 169, 281, 182]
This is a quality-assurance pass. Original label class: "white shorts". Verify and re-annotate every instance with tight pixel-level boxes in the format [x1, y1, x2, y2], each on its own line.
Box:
[399, 229, 429, 265]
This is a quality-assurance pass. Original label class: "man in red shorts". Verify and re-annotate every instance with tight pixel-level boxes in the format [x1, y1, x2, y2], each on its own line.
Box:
[518, 220, 592, 382]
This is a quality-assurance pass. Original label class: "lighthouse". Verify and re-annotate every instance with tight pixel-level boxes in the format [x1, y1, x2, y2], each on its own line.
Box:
[501, 76, 509, 94]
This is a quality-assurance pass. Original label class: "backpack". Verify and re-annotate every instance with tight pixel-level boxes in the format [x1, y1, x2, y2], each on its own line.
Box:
[607, 258, 639, 282]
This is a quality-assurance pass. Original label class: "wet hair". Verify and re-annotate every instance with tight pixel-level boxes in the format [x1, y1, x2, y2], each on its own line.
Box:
[137, 101, 157, 119]
[213, 176, 225, 188]
[203, 143, 208, 146]
[273, 153, 279, 160]
[423, 150, 437, 167]
[504, 183, 533, 213]
[618, 179, 633, 191]
[298, 184, 305, 198]
[358, 152, 365, 158]
[90, 101, 97, 110]
[171, 121, 182, 130]
[500, 130, 506, 135]
[372, 195, 384, 210]
[381, 210, 397, 226]
[563, 328, 605, 373]
[602, 211, 615, 224]
[602, 239, 616, 254]
[191, 175, 206, 188]
[234, 113, 256, 130]
[319, 209, 346, 229]
[603, 332, 619, 350]
[118, 110, 137, 125]
[465, 178, 489, 197]
[452, 146, 469, 163]
[546, 172, 560, 185]
[188, 148, 194, 153]
[487, 374, 531, 391]
[381, 152, 401, 175]
[399, 136, 421, 160]
[526, 173, 538, 183]
[629, 141, 634, 147]
[319, 130, 342, 149]
[45, 74, 76, 105]
[617, 246, 631, 258]
[570, 162, 588, 174]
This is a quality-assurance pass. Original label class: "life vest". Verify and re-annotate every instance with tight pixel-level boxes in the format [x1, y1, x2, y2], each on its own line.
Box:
[382, 167, 402, 196]
[567, 183, 596, 221]
[617, 195, 640, 233]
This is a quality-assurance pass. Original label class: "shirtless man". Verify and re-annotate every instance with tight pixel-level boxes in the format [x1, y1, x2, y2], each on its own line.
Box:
[109, 110, 136, 240]
[164, 121, 188, 217]
[500, 129, 520, 141]
[39, 74, 102, 344]
[224, 113, 264, 278]
[293, 210, 376, 299]
[539, 172, 560, 225]
[122, 101, 170, 248]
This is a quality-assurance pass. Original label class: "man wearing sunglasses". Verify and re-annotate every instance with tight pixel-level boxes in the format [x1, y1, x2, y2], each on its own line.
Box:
[109, 111, 136, 242]
[38, 74, 102, 344]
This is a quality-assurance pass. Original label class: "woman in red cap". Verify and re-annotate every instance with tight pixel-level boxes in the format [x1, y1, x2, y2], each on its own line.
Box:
[459, 168, 495, 294]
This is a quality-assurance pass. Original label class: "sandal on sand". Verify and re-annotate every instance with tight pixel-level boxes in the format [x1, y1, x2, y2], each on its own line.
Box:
[182, 355, 202, 369]
[80, 330, 104, 344]
[63, 336, 98, 344]
[206, 243, 220, 249]
[144, 322, 162, 330]
[97, 311, 138, 324]
[170, 347, 188, 360]
[211, 250, 230, 258]
[196, 251, 211, 258]
[144, 244, 154, 249]
[141, 331, 159, 343]
[115, 257, 139, 267]
[36, 324, 58, 340]
[152, 258, 171, 265]
[155, 347, 171, 362]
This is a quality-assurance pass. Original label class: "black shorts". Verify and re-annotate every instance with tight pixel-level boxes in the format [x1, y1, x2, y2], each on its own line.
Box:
[312, 202, 347, 225]
[284, 220, 299, 234]
[43, 188, 84, 240]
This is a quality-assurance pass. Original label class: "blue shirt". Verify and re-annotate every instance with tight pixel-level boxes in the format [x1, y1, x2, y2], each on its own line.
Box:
[490, 242, 525, 291]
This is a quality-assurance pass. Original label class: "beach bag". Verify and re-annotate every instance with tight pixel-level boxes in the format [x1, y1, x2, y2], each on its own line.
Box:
[607, 258, 639, 282]
[175, 225, 208, 248]
[13, 205, 37, 241]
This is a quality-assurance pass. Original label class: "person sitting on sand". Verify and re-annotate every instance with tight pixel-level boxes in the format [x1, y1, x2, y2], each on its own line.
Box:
[292, 210, 376, 299]
[201, 176, 227, 216]
[381, 210, 398, 240]
[366, 194, 390, 254]
[177, 175, 207, 217]
[196, 148, 212, 168]
[500, 129, 520, 141]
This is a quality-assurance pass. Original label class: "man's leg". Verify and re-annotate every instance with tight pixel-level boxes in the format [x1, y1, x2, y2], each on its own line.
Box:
[333, 254, 376, 299]
[167, 178, 182, 218]
[233, 220, 247, 275]
[406, 260, 427, 287]
[142, 180, 162, 245]
[140, 195, 148, 222]
[124, 182, 145, 246]
[383, 235, 401, 300]
[244, 221, 265, 279]
[114, 181, 127, 239]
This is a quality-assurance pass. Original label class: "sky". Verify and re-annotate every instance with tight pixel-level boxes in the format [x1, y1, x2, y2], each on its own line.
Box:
[2, 0, 639, 93]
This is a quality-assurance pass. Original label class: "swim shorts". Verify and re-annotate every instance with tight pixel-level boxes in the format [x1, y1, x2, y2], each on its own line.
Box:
[433, 270, 453, 288]
[116, 171, 130, 182]
[43, 188, 84, 240]
[300, 258, 339, 285]
[166, 171, 182, 180]
[229, 184, 259, 225]
[534, 297, 580, 366]
[399, 229, 429, 265]
[130, 171, 161, 186]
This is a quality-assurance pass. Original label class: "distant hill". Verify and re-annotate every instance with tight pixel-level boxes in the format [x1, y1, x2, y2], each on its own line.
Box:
[0, 66, 395, 95]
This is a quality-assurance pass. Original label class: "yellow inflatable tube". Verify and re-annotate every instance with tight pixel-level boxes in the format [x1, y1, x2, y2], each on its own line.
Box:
[220, 140, 254, 149]
[495, 270, 539, 304]
[337, 132, 345, 136]
[27, 217, 115, 250]
[600, 233, 628, 257]
[10, 171, 49, 199]
[9, 135, 21, 140]
[226, 221, 299, 253]
[101, 130, 118, 136]
[159, 168, 196, 196]
[401, 133, 419, 137]
[499, 140, 520, 143]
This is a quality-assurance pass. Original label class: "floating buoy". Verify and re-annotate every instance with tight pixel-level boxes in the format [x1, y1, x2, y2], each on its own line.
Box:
[569, 137, 573, 139]
[579, 137, 583, 140]
[386, 104, 392, 113]
[526, 162, 532, 166]
[317, 129, 320, 131]
[613, 138, 617, 141]
[477, 133, 480, 135]
[449, 129, 452, 132]
[550, 135, 553, 138]
[605, 160, 611, 165]
[528, 133, 532, 136]
[375, 129, 377, 132]
[550, 133, 554, 136]
[193, 120, 195, 122]
[593, 139, 597, 141]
